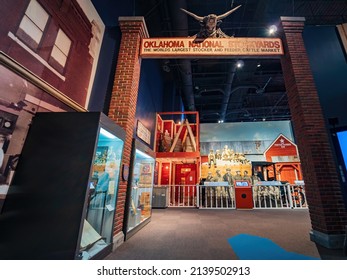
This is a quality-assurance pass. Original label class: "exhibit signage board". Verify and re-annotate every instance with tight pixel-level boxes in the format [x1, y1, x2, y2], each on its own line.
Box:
[136, 120, 151, 145]
[141, 37, 284, 58]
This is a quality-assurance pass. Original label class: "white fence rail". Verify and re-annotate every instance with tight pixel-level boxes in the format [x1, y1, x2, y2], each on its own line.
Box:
[153, 182, 308, 209]
[198, 185, 236, 209]
[168, 185, 197, 207]
[253, 183, 308, 209]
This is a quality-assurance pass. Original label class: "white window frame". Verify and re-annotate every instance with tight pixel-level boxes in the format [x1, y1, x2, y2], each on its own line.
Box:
[17, 0, 49, 49]
[50, 29, 72, 70]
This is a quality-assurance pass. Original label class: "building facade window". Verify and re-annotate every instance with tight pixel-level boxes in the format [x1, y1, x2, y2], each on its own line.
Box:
[16, 0, 49, 50]
[49, 29, 71, 73]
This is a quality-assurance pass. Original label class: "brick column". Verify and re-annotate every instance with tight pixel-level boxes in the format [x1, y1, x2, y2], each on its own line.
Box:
[280, 17, 347, 248]
[108, 17, 149, 240]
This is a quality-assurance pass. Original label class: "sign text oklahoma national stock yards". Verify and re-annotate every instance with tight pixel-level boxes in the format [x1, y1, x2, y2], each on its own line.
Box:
[140, 38, 284, 58]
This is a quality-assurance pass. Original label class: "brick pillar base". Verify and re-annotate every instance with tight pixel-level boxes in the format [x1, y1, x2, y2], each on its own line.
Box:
[108, 17, 149, 239]
[280, 17, 347, 248]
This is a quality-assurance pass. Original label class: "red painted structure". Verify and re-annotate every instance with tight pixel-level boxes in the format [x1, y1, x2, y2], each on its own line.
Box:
[234, 181, 254, 209]
[264, 134, 302, 183]
[155, 111, 200, 188]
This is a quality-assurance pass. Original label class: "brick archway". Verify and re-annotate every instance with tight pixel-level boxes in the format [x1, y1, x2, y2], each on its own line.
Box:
[109, 16, 347, 249]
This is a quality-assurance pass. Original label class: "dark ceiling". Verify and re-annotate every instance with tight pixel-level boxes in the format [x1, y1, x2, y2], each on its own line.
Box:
[134, 0, 347, 123]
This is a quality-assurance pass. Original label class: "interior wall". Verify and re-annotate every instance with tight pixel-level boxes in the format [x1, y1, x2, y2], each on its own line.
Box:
[135, 59, 164, 150]
[88, 0, 135, 112]
[162, 79, 183, 112]
[303, 25, 347, 127]
[88, 26, 121, 113]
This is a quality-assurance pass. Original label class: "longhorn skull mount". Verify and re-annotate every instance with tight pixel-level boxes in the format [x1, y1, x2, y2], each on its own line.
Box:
[180, 5, 241, 39]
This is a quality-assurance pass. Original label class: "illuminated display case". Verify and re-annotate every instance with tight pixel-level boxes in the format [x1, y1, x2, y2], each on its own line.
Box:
[331, 126, 347, 207]
[81, 125, 124, 259]
[124, 139, 155, 239]
[0, 112, 125, 259]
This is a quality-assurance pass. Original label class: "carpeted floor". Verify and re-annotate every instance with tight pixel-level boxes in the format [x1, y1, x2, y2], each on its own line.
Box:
[105, 208, 344, 260]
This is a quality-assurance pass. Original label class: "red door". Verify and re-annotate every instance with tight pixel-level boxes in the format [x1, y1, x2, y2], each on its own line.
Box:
[160, 162, 170, 185]
[279, 165, 297, 184]
[174, 163, 197, 206]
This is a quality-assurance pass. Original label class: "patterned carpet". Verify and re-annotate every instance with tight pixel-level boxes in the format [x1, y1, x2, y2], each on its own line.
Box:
[105, 208, 327, 260]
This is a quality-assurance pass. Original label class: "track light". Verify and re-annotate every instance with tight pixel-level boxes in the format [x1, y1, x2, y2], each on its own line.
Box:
[268, 25, 277, 35]
[236, 60, 244, 68]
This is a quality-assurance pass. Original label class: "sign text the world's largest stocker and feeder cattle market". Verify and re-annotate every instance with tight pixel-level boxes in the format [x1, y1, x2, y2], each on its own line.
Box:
[140, 37, 284, 58]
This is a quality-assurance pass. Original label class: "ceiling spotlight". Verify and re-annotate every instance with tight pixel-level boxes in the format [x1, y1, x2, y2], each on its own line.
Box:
[236, 60, 244, 68]
[257, 62, 261, 68]
[268, 25, 277, 35]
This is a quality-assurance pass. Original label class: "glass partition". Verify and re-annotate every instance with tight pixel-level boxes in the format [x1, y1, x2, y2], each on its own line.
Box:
[80, 127, 124, 259]
[127, 149, 155, 233]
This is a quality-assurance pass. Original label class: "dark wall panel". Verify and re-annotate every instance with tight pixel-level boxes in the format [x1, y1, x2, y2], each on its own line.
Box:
[135, 59, 164, 149]
[88, 26, 121, 113]
[304, 26, 347, 127]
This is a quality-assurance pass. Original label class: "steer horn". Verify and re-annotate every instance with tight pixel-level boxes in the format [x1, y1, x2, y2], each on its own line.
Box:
[216, 5, 242, 20]
[180, 8, 204, 22]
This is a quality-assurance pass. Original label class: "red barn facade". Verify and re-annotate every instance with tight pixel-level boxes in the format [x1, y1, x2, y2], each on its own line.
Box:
[264, 134, 302, 183]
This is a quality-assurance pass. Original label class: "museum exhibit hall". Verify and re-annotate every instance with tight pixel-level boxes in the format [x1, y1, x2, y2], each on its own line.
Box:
[0, 0, 347, 261]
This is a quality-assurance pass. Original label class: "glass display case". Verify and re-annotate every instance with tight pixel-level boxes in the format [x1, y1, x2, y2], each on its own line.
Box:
[80, 127, 124, 259]
[125, 139, 155, 239]
[0, 112, 125, 259]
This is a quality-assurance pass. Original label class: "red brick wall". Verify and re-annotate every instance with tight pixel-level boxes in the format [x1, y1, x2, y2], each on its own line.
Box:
[280, 17, 347, 234]
[108, 17, 149, 235]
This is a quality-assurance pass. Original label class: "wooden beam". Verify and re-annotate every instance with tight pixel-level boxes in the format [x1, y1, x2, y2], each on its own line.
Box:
[170, 123, 184, 152]
[185, 119, 197, 151]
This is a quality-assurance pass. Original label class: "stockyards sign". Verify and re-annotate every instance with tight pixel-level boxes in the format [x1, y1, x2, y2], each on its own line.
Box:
[140, 37, 284, 58]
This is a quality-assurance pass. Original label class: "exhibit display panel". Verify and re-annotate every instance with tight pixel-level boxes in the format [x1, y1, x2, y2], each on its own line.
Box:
[0, 52, 86, 213]
[125, 140, 155, 239]
[0, 112, 125, 260]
